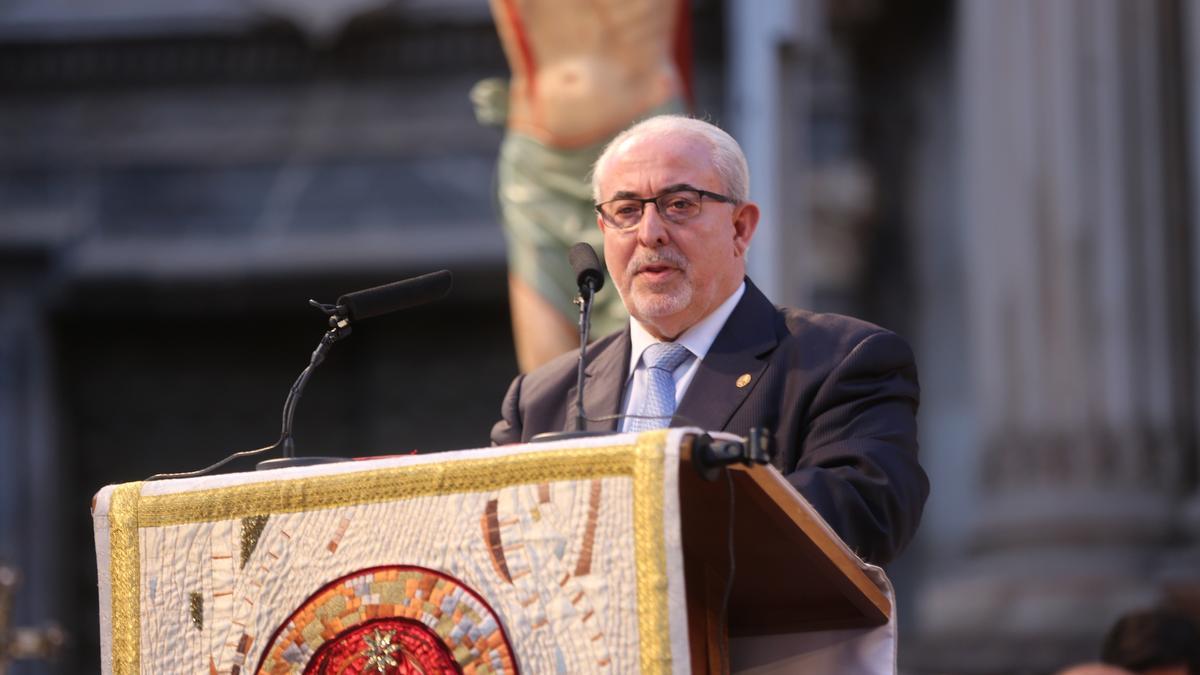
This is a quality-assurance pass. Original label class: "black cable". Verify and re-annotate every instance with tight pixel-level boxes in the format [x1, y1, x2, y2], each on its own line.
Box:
[583, 412, 704, 429]
[719, 467, 736, 672]
[147, 312, 347, 481]
[145, 441, 281, 481]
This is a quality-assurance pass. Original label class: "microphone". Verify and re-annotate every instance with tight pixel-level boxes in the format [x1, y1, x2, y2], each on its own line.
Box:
[337, 270, 453, 321]
[568, 243, 604, 294]
[532, 243, 607, 442]
[145, 270, 456, 480]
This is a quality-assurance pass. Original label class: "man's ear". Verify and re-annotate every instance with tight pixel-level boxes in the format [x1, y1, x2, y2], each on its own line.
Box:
[731, 201, 759, 257]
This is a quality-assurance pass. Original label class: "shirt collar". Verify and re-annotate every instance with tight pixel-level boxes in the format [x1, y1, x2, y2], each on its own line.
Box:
[627, 281, 747, 377]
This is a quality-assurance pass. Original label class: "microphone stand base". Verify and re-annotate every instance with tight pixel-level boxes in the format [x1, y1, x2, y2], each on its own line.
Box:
[256, 456, 346, 471]
[530, 430, 613, 443]
[690, 428, 776, 481]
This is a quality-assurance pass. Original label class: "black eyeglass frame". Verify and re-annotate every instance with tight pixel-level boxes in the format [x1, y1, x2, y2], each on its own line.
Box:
[594, 188, 738, 230]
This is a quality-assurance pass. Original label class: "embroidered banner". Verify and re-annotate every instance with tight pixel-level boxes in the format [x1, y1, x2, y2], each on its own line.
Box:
[92, 431, 691, 675]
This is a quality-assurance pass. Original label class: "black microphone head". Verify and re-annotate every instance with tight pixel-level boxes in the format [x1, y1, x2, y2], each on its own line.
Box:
[568, 242, 605, 293]
[337, 270, 453, 321]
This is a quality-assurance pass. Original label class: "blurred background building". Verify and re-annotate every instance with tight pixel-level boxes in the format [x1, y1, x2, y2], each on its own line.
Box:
[0, 0, 1196, 673]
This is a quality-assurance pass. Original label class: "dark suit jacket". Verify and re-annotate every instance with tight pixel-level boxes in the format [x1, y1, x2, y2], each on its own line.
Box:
[491, 280, 928, 565]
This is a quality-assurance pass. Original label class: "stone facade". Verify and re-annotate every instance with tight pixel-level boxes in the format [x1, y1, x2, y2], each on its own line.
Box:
[912, 0, 1199, 670]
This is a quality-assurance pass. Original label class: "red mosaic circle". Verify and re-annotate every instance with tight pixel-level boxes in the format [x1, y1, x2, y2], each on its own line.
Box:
[255, 565, 518, 674]
[305, 618, 459, 675]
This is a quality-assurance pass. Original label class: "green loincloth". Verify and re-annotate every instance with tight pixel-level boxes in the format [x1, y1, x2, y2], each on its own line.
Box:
[491, 98, 685, 336]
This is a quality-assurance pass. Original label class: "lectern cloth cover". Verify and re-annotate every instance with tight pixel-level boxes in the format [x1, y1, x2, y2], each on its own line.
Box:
[93, 430, 694, 675]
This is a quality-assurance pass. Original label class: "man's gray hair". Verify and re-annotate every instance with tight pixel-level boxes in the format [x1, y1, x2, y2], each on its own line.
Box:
[592, 115, 750, 203]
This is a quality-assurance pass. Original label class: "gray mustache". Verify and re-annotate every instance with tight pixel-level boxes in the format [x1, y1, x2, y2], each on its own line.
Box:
[628, 250, 689, 275]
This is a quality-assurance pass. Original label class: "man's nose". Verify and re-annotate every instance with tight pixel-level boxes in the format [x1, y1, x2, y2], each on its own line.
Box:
[635, 203, 671, 247]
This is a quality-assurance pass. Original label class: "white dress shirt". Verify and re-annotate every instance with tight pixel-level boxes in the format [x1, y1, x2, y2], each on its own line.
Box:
[619, 282, 747, 431]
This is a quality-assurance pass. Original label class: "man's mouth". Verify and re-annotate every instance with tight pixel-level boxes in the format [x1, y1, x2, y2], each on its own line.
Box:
[635, 263, 680, 281]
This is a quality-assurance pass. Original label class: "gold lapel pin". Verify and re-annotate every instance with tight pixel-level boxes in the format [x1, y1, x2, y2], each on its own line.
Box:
[736, 373, 752, 388]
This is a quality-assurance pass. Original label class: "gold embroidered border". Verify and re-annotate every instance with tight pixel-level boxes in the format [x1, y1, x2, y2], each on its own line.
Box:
[633, 430, 671, 674]
[108, 481, 143, 675]
[136, 445, 638, 527]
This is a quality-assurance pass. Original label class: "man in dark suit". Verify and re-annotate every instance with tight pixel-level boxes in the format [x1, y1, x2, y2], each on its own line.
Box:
[491, 115, 927, 566]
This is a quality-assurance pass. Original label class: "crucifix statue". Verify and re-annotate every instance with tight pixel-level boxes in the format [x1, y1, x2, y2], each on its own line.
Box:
[0, 563, 64, 675]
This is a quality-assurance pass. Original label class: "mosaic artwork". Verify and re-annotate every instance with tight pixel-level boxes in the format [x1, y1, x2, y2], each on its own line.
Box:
[94, 436, 687, 674]
[257, 565, 513, 674]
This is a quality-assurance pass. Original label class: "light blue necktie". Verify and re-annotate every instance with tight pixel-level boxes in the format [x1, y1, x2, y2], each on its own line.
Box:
[628, 342, 692, 433]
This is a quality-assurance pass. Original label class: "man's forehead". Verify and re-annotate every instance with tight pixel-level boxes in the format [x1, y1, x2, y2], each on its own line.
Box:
[614, 130, 708, 162]
[597, 133, 716, 196]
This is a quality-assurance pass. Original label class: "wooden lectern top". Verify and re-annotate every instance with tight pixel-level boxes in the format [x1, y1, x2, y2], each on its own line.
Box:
[678, 434, 892, 672]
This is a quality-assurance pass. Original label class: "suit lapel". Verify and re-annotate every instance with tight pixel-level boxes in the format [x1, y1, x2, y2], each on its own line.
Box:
[564, 329, 630, 432]
[674, 280, 779, 431]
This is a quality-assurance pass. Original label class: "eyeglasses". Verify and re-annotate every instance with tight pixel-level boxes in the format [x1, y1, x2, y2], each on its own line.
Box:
[595, 188, 737, 230]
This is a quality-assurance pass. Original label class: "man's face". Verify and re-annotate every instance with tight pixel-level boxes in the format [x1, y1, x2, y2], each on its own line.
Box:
[595, 132, 758, 340]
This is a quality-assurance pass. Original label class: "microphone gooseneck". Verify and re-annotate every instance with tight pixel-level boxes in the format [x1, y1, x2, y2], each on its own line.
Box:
[568, 243, 604, 433]
[532, 243, 608, 442]
[146, 270, 454, 480]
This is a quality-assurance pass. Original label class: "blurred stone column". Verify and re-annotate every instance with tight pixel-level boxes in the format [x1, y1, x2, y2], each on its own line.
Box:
[915, 0, 1196, 670]
[1163, 0, 1200, 610]
[728, 0, 824, 309]
[0, 247, 64, 675]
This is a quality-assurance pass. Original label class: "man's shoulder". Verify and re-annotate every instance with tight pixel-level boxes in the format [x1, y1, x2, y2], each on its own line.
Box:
[771, 305, 913, 364]
[775, 305, 889, 340]
[730, 280, 911, 365]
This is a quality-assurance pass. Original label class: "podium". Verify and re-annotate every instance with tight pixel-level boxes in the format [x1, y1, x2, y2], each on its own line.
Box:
[93, 429, 895, 674]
